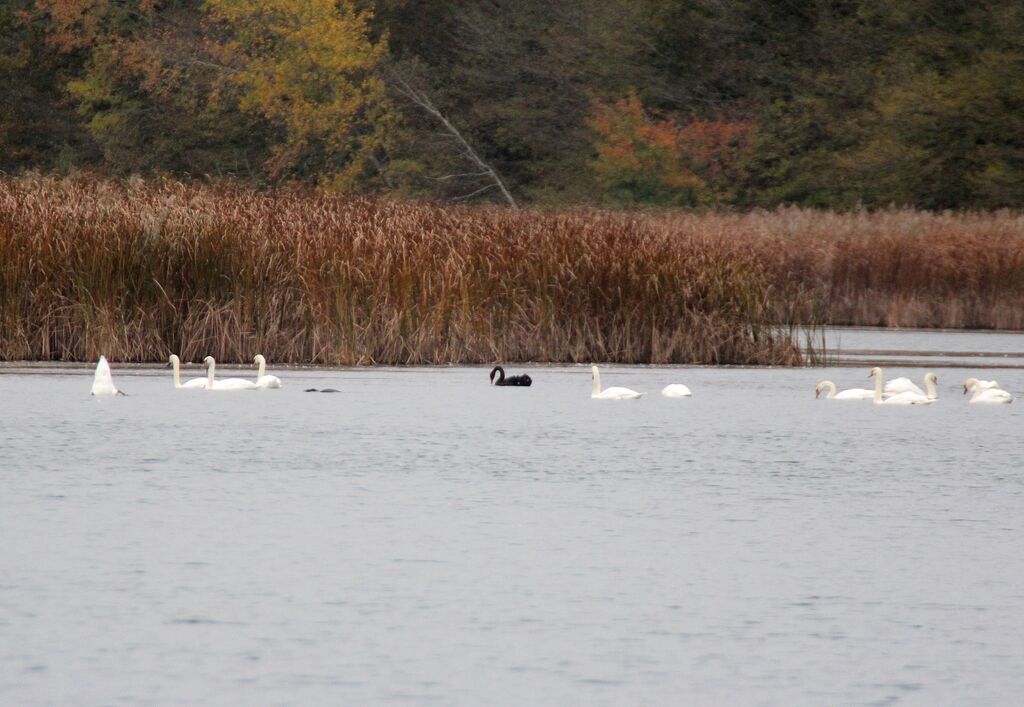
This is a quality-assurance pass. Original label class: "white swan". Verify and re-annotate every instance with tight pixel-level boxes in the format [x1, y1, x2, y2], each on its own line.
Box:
[204, 356, 258, 390]
[815, 380, 874, 400]
[591, 365, 643, 399]
[90, 355, 123, 396]
[966, 381, 1013, 404]
[661, 384, 692, 398]
[169, 354, 208, 389]
[253, 354, 282, 389]
[962, 377, 999, 395]
[870, 367, 935, 405]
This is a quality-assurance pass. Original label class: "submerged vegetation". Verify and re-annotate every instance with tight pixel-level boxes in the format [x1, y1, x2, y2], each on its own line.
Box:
[1, 176, 1022, 365]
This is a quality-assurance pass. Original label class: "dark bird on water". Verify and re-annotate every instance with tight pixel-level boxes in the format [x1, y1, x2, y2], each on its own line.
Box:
[489, 366, 532, 387]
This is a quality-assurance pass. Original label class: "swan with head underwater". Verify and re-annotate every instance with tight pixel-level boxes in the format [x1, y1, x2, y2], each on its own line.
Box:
[870, 367, 936, 405]
[489, 366, 531, 387]
[591, 365, 643, 400]
[253, 354, 282, 389]
[964, 377, 1013, 404]
[203, 356, 258, 390]
[90, 355, 125, 396]
[661, 383, 692, 398]
[168, 354, 208, 389]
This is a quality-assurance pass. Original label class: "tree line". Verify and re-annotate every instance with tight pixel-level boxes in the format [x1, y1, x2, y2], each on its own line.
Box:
[3, 0, 1022, 209]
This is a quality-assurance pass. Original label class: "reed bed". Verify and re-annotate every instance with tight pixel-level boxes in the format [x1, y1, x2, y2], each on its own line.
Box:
[2, 176, 1021, 365]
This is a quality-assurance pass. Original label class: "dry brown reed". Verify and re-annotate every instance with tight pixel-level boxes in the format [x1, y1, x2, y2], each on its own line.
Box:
[0, 175, 811, 364]
[4, 176, 1020, 365]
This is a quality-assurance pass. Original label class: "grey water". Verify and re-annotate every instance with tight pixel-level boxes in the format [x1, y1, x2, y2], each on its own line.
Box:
[824, 326, 1024, 368]
[2, 332, 1024, 705]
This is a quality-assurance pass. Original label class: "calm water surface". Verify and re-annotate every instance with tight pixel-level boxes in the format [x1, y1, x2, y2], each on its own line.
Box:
[2, 351, 1023, 705]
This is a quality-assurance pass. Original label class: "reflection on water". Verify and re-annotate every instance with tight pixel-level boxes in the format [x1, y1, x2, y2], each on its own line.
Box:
[1, 350, 1023, 705]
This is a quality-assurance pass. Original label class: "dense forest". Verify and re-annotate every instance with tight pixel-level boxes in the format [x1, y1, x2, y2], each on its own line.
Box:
[2, 1, 1023, 210]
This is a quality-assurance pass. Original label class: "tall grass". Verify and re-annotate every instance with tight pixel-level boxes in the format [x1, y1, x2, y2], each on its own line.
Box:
[4, 176, 1022, 365]
[0, 175, 810, 364]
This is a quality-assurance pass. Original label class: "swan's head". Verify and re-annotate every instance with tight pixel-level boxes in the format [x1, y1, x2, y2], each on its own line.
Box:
[203, 356, 214, 368]
[963, 377, 979, 395]
[869, 367, 882, 378]
[814, 382, 826, 398]
[925, 372, 938, 384]
[591, 365, 599, 379]
[168, 353, 178, 367]
[253, 354, 265, 367]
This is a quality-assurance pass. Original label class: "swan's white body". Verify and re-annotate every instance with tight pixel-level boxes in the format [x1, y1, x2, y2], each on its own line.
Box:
[591, 365, 643, 399]
[884, 376, 926, 396]
[967, 384, 1013, 404]
[815, 381, 874, 400]
[204, 356, 258, 391]
[90, 355, 122, 396]
[963, 377, 999, 395]
[253, 354, 282, 389]
[661, 384, 692, 398]
[169, 354, 208, 389]
[870, 368, 936, 405]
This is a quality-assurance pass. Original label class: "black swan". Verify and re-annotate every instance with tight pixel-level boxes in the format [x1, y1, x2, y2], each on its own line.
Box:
[304, 388, 341, 393]
[489, 366, 532, 387]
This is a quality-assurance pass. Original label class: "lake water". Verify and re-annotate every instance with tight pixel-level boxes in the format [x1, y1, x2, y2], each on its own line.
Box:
[2, 329, 1024, 705]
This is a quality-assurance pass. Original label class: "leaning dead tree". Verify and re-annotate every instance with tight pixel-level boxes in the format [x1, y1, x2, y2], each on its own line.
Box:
[391, 73, 518, 209]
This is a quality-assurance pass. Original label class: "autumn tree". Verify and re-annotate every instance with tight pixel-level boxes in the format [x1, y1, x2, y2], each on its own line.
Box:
[205, 0, 392, 189]
[589, 93, 753, 207]
[28, 1, 258, 176]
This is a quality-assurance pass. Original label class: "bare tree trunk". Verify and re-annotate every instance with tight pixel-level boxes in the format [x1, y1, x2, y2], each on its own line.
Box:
[391, 73, 518, 209]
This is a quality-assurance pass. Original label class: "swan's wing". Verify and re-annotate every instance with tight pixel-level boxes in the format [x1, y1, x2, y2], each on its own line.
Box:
[835, 388, 874, 399]
[182, 377, 208, 389]
[212, 378, 259, 390]
[884, 377, 924, 395]
[972, 388, 1014, 404]
[600, 386, 643, 399]
[256, 375, 282, 389]
[883, 391, 928, 405]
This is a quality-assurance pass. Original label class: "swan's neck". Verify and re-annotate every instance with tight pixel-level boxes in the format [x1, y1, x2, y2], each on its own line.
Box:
[592, 368, 601, 396]
[823, 381, 837, 399]
[257, 358, 266, 378]
[207, 360, 215, 386]
[873, 372, 884, 403]
[494, 366, 504, 383]
[172, 358, 182, 388]
[924, 375, 937, 399]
